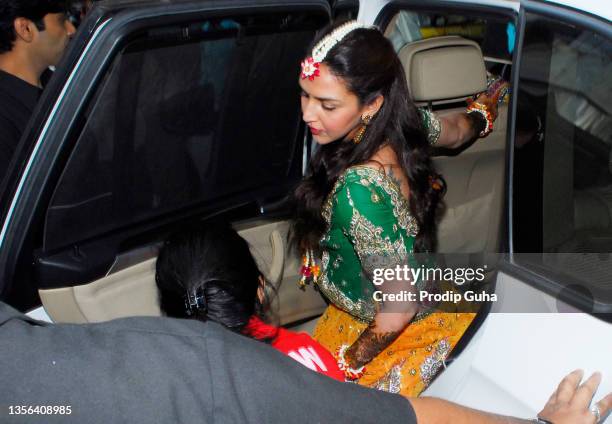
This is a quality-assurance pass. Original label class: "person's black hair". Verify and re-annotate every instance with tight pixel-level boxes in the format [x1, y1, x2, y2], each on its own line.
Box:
[292, 22, 443, 254]
[155, 223, 270, 334]
[0, 0, 70, 53]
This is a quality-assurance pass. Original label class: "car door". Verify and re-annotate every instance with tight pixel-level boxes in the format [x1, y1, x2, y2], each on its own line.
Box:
[416, 0, 612, 418]
[0, 0, 333, 325]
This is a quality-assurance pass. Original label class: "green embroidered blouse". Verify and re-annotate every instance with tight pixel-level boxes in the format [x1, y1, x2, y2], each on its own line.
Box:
[318, 166, 420, 322]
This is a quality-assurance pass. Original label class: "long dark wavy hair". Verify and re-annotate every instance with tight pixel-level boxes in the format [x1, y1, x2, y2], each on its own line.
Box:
[292, 22, 443, 254]
[155, 223, 269, 333]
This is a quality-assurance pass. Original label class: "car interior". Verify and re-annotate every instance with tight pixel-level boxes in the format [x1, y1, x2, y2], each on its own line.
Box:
[35, 10, 512, 342]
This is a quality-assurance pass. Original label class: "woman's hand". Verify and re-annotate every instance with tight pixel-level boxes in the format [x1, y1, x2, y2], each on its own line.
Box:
[472, 92, 500, 122]
[471, 77, 510, 122]
[436, 81, 507, 148]
[537, 370, 612, 424]
[343, 310, 416, 372]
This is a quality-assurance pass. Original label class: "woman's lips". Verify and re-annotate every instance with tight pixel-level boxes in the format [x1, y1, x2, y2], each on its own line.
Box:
[309, 127, 322, 135]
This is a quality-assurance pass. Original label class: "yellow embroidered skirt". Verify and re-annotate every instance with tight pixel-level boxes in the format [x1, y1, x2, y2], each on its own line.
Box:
[313, 305, 475, 396]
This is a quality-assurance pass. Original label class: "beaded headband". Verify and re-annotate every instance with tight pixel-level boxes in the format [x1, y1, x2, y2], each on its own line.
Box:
[300, 20, 371, 80]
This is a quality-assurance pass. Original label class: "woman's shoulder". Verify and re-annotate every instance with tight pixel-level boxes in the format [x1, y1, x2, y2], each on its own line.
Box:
[329, 166, 386, 206]
[342, 164, 385, 183]
[334, 164, 402, 200]
[329, 164, 418, 236]
[339, 146, 403, 185]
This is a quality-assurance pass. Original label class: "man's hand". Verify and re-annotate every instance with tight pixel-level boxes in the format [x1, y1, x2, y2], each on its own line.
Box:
[538, 370, 612, 424]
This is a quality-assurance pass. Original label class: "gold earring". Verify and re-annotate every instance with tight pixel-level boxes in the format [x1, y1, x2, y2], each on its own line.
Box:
[352, 115, 372, 144]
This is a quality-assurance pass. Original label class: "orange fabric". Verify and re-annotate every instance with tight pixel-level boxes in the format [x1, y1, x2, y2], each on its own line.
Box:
[313, 305, 475, 396]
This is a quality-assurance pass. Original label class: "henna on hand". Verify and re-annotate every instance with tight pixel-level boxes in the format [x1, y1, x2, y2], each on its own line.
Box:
[344, 321, 402, 369]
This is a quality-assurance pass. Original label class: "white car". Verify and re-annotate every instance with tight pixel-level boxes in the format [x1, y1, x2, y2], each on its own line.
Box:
[0, 0, 610, 421]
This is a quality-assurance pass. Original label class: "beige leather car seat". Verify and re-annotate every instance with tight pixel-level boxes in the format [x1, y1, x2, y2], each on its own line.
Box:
[398, 36, 507, 253]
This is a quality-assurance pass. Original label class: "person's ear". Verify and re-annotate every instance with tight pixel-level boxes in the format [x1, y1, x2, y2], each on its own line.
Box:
[13, 17, 37, 44]
[364, 94, 384, 119]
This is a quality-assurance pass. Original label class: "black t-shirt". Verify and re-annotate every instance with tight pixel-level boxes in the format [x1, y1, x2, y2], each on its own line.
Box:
[0, 70, 42, 183]
[0, 302, 417, 424]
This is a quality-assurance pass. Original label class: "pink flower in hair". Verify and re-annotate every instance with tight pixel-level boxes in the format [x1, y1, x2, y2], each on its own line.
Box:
[300, 57, 320, 80]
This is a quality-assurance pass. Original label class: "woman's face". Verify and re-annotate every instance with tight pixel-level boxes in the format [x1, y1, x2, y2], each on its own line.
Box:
[299, 63, 368, 145]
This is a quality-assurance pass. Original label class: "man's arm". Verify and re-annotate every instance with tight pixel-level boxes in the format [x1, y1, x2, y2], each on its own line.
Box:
[410, 397, 531, 424]
[408, 370, 612, 424]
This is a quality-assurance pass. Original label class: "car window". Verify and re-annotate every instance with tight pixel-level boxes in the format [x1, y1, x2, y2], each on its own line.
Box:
[331, 0, 358, 21]
[513, 12, 612, 310]
[385, 10, 513, 69]
[43, 17, 315, 251]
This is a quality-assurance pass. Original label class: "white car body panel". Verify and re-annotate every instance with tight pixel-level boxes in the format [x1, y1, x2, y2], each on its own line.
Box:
[546, 0, 612, 22]
[423, 272, 612, 422]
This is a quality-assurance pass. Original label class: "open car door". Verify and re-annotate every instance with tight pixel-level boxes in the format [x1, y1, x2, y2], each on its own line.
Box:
[0, 0, 331, 325]
[373, 0, 612, 416]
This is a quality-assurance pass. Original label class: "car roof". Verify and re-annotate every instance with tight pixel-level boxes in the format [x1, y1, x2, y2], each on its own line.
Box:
[94, 0, 329, 10]
[456, 0, 611, 22]
[372, 0, 609, 23]
[542, 0, 612, 22]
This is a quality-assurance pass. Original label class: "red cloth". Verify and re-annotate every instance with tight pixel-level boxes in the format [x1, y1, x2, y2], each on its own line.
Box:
[244, 316, 343, 381]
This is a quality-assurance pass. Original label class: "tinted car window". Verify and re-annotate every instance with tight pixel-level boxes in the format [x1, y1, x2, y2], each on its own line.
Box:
[44, 18, 313, 250]
[513, 13, 612, 309]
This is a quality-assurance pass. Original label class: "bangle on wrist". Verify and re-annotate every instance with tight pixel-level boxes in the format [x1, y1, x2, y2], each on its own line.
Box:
[466, 101, 494, 137]
[336, 344, 366, 380]
[533, 417, 555, 424]
[467, 111, 487, 137]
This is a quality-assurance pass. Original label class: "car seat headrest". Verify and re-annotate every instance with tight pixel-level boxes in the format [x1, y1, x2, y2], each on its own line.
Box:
[398, 36, 487, 105]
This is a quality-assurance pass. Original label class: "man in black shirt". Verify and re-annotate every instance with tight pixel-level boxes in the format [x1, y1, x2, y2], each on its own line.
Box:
[0, 0, 75, 182]
[0, 301, 609, 424]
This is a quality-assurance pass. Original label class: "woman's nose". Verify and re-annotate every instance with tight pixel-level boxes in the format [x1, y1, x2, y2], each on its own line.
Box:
[301, 98, 316, 123]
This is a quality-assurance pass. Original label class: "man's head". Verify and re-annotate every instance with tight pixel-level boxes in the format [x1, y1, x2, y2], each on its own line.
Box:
[0, 0, 76, 68]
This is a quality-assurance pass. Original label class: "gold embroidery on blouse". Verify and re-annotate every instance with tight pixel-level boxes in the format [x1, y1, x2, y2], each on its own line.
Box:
[322, 166, 419, 236]
[317, 250, 376, 322]
[316, 166, 423, 323]
[351, 167, 419, 237]
[345, 186, 408, 276]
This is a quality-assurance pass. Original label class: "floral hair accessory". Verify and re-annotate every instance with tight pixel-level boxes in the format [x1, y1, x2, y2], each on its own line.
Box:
[298, 249, 320, 289]
[300, 20, 371, 80]
[300, 57, 320, 81]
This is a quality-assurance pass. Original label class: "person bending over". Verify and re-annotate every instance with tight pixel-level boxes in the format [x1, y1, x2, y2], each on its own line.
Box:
[155, 223, 343, 381]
